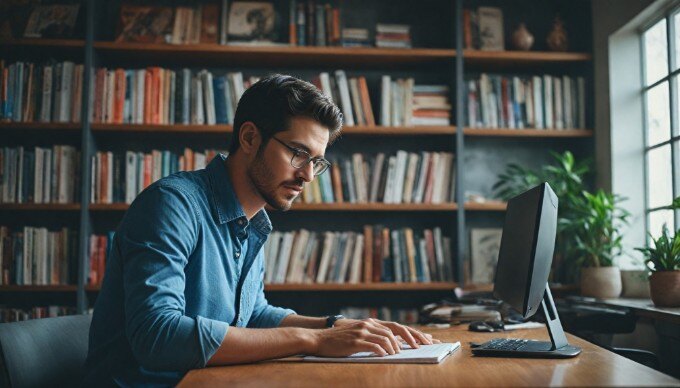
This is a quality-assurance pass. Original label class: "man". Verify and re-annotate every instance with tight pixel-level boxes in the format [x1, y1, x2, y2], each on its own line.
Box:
[84, 74, 437, 386]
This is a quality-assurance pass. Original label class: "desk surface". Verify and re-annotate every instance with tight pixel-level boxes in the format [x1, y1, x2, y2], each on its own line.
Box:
[178, 325, 680, 387]
[599, 298, 680, 324]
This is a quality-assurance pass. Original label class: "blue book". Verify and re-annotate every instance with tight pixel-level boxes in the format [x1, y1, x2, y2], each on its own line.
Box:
[213, 76, 228, 124]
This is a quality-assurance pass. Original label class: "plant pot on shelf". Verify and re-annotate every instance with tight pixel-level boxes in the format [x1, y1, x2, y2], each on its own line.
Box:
[649, 271, 680, 307]
[621, 269, 651, 298]
[580, 266, 621, 299]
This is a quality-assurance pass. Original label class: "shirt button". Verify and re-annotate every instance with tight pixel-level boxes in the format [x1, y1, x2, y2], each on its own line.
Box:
[235, 251, 241, 258]
[237, 219, 244, 225]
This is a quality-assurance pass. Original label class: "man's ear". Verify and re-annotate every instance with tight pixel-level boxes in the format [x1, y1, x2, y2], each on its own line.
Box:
[238, 122, 261, 155]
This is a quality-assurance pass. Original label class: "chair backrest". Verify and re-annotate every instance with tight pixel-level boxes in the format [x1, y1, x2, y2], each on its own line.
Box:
[0, 314, 92, 388]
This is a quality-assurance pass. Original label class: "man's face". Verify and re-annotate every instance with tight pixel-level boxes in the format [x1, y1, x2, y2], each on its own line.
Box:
[248, 116, 330, 211]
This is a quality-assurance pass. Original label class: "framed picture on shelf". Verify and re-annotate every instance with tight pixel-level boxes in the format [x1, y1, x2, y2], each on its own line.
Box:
[477, 6, 504, 51]
[23, 4, 80, 39]
[470, 228, 503, 284]
[115, 5, 174, 43]
[227, 1, 278, 43]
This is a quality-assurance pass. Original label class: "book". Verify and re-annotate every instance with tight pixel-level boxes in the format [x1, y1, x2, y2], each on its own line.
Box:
[303, 342, 460, 364]
[477, 7, 504, 51]
[115, 6, 174, 43]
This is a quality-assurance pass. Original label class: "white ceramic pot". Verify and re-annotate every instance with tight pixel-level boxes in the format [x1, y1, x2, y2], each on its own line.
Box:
[580, 266, 622, 299]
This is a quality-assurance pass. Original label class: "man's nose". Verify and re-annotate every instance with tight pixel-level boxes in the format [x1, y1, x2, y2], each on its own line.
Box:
[296, 161, 314, 183]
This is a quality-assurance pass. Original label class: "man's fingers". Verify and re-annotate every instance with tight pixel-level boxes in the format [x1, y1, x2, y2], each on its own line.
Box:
[363, 333, 397, 355]
[386, 323, 419, 349]
[408, 328, 433, 345]
[363, 324, 401, 353]
[356, 340, 388, 357]
[367, 320, 402, 352]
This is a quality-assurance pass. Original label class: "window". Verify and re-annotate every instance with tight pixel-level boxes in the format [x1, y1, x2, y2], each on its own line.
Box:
[641, 14, 680, 239]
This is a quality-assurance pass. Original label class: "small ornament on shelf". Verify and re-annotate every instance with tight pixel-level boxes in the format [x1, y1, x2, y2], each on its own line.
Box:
[511, 23, 534, 51]
[546, 16, 569, 52]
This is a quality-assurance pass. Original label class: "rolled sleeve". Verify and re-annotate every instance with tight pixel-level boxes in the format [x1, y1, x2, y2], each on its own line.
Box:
[119, 184, 228, 370]
[247, 251, 296, 328]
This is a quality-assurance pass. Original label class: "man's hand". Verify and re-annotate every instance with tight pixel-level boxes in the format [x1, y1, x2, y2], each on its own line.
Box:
[309, 318, 440, 358]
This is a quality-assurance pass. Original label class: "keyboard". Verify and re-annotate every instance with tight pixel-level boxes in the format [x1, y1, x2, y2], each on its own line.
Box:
[479, 338, 528, 351]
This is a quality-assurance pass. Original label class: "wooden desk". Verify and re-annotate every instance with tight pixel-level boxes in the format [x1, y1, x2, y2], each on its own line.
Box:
[599, 298, 680, 325]
[178, 325, 680, 387]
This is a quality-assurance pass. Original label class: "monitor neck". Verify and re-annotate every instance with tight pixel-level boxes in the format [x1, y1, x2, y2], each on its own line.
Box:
[541, 283, 569, 350]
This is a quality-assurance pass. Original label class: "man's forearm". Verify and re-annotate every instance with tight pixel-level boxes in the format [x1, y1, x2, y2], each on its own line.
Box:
[278, 314, 328, 329]
[207, 326, 316, 366]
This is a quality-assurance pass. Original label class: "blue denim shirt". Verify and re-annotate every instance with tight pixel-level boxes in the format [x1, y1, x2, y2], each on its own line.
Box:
[83, 154, 295, 387]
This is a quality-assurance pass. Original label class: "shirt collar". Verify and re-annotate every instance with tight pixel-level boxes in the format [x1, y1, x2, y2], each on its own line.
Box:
[207, 154, 272, 235]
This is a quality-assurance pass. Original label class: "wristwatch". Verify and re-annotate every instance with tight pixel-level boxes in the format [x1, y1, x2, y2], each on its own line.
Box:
[325, 314, 346, 328]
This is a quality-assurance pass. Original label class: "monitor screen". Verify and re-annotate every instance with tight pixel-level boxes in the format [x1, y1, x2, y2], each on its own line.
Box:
[493, 182, 558, 319]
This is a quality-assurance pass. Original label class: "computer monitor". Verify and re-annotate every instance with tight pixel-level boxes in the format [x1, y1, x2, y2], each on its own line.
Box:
[472, 182, 581, 358]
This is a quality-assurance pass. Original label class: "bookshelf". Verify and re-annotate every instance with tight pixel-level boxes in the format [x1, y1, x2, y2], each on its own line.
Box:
[0, 0, 592, 320]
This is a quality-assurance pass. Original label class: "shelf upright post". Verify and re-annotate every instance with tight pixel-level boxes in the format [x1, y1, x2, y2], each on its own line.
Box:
[77, 0, 95, 314]
[454, 0, 466, 284]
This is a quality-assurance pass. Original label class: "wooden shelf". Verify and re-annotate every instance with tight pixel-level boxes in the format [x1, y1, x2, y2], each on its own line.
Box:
[464, 128, 593, 138]
[289, 203, 458, 211]
[0, 38, 85, 48]
[93, 42, 456, 68]
[89, 203, 129, 211]
[0, 285, 78, 292]
[90, 124, 456, 136]
[264, 282, 458, 291]
[0, 122, 81, 131]
[464, 50, 592, 66]
[464, 201, 507, 211]
[0, 203, 81, 211]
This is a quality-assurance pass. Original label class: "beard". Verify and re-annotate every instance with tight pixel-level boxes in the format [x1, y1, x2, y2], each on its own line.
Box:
[248, 151, 303, 211]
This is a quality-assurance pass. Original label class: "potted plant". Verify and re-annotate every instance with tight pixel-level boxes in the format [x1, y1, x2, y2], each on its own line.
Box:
[635, 198, 680, 307]
[494, 151, 591, 282]
[562, 190, 630, 299]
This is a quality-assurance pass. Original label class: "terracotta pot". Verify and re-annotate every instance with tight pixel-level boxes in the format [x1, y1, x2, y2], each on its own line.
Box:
[580, 266, 621, 299]
[649, 271, 680, 307]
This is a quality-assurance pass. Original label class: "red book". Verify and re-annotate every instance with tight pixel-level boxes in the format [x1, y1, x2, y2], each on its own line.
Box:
[143, 154, 152, 189]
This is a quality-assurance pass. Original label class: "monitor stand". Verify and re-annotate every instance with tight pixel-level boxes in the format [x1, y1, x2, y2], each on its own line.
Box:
[472, 284, 582, 358]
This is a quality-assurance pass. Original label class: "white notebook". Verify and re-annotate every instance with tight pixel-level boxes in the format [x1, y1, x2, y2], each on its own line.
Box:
[303, 342, 460, 364]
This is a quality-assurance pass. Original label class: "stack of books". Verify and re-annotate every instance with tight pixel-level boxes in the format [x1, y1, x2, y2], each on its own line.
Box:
[90, 149, 226, 204]
[263, 226, 453, 284]
[0, 306, 76, 323]
[299, 151, 455, 205]
[466, 73, 587, 130]
[88, 232, 114, 286]
[375, 24, 411, 49]
[341, 28, 371, 47]
[291, 1, 341, 46]
[341, 307, 419, 324]
[0, 226, 78, 286]
[0, 146, 81, 204]
[381, 77, 451, 126]
[312, 71, 374, 127]
[0, 60, 84, 123]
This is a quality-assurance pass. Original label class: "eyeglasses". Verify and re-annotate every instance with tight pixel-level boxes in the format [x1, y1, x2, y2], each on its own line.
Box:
[271, 137, 331, 176]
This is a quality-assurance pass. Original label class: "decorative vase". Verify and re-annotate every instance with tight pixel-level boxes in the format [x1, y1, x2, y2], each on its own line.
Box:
[580, 266, 622, 299]
[547, 16, 569, 52]
[649, 271, 680, 307]
[621, 270, 651, 298]
[512, 23, 534, 51]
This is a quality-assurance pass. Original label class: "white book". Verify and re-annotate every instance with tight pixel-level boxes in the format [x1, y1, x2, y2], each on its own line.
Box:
[391, 81, 401, 126]
[543, 75, 553, 129]
[319, 72, 333, 101]
[349, 77, 364, 126]
[392, 150, 408, 203]
[275, 232, 295, 284]
[125, 151, 137, 203]
[480, 73, 490, 127]
[433, 227, 445, 281]
[228, 72, 245, 106]
[316, 232, 336, 283]
[380, 75, 391, 126]
[352, 153, 367, 203]
[299, 232, 318, 283]
[334, 70, 355, 126]
[265, 232, 281, 284]
[403, 78, 414, 126]
[525, 78, 534, 128]
[202, 71, 216, 125]
[562, 75, 572, 129]
[286, 229, 310, 283]
[383, 156, 397, 203]
[553, 77, 563, 129]
[42, 148, 52, 203]
[532, 76, 543, 129]
[106, 150, 114, 204]
[348, 235, 364, 284]
[419, 239, 431, 282]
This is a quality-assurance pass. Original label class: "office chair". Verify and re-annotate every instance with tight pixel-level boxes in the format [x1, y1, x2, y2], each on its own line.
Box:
[558, 301, 660, 370]
[0, 314, 92, 388]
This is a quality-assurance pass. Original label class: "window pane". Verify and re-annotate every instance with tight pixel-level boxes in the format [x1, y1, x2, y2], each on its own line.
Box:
[675, 13, 680, 70]
[647, 144, 673, 209]
[648, 209, 675, 240]
[646, 82, 671, 145]
[645, 19, 668, 85]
